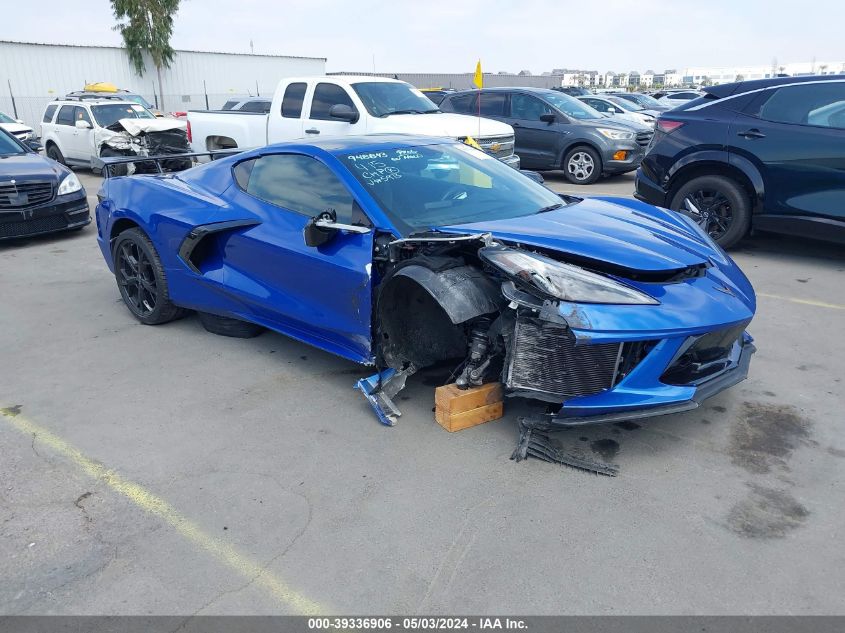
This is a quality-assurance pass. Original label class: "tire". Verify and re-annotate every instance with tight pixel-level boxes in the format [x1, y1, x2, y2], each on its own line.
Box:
[197, 312, 264, 338]
[46, 143, 66, 166]
[112, 228, 185, 325]
[670, 175, 751, 249]
[562, 146, 602, 184]
[100, 147, 129, 176]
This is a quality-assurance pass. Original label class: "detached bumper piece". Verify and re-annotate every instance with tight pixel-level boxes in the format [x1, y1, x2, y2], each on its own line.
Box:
[354, 365, 417, 426]
[511, 416, 619, 476]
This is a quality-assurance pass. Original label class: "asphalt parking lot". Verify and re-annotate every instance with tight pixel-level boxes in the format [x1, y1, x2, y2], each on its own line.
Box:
[2, 168, 844, 616]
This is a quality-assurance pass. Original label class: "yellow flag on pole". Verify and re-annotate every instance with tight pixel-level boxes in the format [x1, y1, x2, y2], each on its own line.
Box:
[473, 60, 483, 89]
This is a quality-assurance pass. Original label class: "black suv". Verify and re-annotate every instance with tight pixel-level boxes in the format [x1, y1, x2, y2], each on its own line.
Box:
[440, 87, 652, 184]
[635, 76, 845, 248]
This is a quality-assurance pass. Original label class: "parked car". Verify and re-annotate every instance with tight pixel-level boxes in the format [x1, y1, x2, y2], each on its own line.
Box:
[553, 86, 592, 97]
[419, 88, 456, 104]
[440, 87, 653, 184]
[220, 97, 272, 112]
[0, 111, 38, 146]
[41, 98, 190, 173]
[635, 75, 845, 248]
[609, 92, 671, 113]
[577, 95, 657, 127]
[0, 127, 90, 240]
[95, 135, 755, 431]
[656, 90, 703, 108]
[186, 76, 519, 168]
[67, 88, 164, 117]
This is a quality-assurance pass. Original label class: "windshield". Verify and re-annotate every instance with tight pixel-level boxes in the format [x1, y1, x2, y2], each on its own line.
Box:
[608, 97, 643, 112]
[91, 103, 155, 127]
[340, 143, 568, 235]
[352, 82, 440, 117]
[542, 91, 603, 120]
[627, 93, 662, 108]
[0, 111, 16, 124]
[0, 130, 26, 155]
[123, 94, 155, 109]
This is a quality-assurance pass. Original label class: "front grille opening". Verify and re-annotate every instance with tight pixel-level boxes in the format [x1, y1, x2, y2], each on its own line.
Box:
[0, 181, 55, 209]
[661, 322, 748, 385]
[0, 214, 70, 238]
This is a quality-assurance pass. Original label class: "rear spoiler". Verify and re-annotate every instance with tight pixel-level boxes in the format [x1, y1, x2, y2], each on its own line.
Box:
[95, 149, 243, 178]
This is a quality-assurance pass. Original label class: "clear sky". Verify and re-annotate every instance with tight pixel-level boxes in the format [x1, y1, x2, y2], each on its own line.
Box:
[1, 0, 841, 73]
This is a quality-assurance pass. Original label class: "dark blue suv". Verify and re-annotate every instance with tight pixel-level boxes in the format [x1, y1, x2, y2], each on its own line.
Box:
[635, 76, 845, 248]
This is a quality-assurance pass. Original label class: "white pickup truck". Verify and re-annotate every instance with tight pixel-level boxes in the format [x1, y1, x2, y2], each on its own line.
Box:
[187, 76, 519, 167]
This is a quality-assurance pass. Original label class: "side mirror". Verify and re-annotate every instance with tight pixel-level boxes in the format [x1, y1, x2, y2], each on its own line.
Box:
[329, 104, 360, 124]
[75, 119, 92, 129]
[15, 119, 24, 125]
[303, 209, 371, 248]
[539, 113, 556, 124]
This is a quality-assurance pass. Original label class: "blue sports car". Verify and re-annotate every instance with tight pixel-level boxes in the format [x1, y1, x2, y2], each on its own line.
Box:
[95, 135, 756, 431]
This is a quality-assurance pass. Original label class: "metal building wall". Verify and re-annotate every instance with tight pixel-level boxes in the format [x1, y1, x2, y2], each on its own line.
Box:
[329, 71, 564, 90]
[0, 41, 326, 127]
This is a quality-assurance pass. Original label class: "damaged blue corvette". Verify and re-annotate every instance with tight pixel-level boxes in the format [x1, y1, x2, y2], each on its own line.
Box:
[95, 135, 756, 431]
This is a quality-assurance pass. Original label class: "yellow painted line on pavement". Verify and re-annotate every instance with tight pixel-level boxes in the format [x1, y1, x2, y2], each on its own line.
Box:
[0, 405, 326, 615]
[758, 292, 845, 311]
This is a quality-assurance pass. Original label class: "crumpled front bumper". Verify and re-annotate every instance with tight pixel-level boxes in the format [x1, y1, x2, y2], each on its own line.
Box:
[547, 335, 755, 426]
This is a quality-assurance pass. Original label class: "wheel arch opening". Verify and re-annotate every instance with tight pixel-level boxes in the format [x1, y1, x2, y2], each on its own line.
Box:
[668, 162, 759, 213]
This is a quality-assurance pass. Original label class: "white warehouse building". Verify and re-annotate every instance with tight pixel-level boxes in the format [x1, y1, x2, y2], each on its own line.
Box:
[0, 40, 326, 128]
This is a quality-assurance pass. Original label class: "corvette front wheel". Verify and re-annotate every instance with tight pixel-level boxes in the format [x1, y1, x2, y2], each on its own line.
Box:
[113, 228, 185, 325]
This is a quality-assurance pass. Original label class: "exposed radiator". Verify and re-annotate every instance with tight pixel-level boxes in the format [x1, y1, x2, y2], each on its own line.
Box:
[506, 318, 621, 400]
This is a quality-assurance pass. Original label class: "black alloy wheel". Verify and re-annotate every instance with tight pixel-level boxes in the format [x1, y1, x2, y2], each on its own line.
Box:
[113, 228, 184, 325]
[670, 175, 751, 248]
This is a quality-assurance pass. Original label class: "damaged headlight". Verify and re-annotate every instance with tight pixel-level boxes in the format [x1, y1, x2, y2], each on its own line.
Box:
[57, 172, 82, 196]
[481, 247, 658, 305]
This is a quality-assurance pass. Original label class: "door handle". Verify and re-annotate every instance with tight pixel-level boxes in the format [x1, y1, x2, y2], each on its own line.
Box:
[305, 128, 320, 135]
[737, 128, 765, 139]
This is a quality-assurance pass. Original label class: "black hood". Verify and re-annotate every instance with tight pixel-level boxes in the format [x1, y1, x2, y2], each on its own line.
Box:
[0, 152, 70, 183]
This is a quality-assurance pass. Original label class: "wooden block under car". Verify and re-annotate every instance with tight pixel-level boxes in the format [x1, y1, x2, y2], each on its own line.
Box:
[434, 382, 504, 432]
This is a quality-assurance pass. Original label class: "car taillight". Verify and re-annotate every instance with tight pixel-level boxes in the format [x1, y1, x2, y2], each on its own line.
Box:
[186, 119, 192, 143]
[656, 119, 684, 134]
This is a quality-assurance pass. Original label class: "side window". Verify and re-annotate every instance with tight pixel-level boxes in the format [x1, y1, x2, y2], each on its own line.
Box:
[752, 83, 845, 129]
[510, 94, 552, 121]
[56, 105, 75, 126]
[43, 104, 58, 123]
[309, 83, 356, 121]
[585, 99, 609, 112]
[221, 100, 239, 110]
[237, 154, 358, 223]
[240, 100, 267, 113]
[446, 93, 477, 114]
[74, 107, 92, 126]
[478, 93, 506, 116]
[281, 82, 307, 118]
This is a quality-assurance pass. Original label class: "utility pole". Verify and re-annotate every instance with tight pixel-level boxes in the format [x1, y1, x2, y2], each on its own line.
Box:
[250, 39, 254, 55]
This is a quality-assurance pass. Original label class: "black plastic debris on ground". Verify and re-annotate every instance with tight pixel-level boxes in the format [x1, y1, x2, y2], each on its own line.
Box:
[511, 417, 619, 476]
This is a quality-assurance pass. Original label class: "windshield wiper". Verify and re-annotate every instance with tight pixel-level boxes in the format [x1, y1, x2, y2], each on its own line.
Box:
[386, 109, 439, 115]
[536, 203, 564, 214]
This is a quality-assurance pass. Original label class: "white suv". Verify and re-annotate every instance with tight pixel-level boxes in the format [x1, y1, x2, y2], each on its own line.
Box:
[40, 98, 158, 168]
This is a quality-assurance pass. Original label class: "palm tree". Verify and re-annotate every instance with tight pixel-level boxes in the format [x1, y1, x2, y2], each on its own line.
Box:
[112, 0, 180, 110]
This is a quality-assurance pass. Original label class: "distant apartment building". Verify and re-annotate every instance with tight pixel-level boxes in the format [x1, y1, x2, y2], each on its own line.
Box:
[553, 60, 845, 90]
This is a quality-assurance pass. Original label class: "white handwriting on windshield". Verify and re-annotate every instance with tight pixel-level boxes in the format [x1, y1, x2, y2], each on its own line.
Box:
[354, 160, 401, 186]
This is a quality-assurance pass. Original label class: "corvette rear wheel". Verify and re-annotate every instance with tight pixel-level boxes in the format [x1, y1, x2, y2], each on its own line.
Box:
[113, 228, 184, 325]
